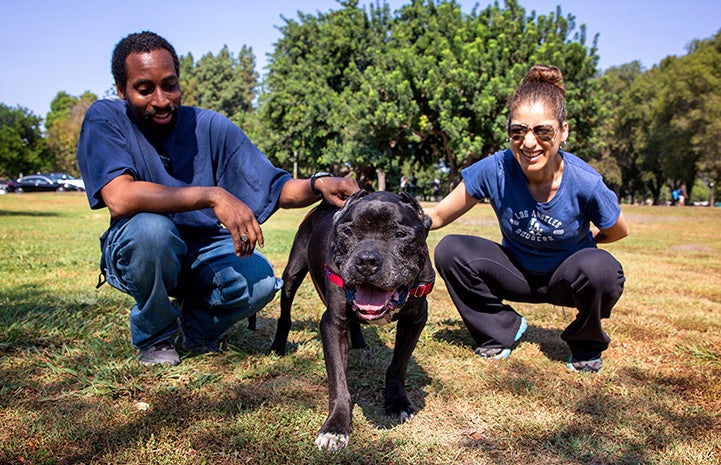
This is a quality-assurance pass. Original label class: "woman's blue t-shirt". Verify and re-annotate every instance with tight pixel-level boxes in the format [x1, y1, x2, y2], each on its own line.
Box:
[462, 149, 621, 274]
[76, 99, 291, 239]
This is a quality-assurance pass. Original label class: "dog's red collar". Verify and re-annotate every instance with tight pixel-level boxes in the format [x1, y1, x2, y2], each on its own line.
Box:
[408, 281, 434, 298]
[324, 263, 433, 297]
[325, 263, 346, 288]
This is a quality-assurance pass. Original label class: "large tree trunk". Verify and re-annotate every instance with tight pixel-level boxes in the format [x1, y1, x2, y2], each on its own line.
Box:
[376, 167, 386, 191]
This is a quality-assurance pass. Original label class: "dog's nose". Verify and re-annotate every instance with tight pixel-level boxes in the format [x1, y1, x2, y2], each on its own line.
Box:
[354, 250, 382, 276]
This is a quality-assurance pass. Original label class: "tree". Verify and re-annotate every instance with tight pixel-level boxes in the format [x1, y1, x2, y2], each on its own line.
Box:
[259, 0, 603, 190]
[660, 31, 721, 202]
[606, 29, 721, 204]
[260, 0, 391, 185]
[386, 0, 604, 186]
[45, 91, 97, 176]
[0, 104, 50, 178]
[601, 61, 644, 203]
[179, 53, 201, 108]
[179, 45, 259, 126]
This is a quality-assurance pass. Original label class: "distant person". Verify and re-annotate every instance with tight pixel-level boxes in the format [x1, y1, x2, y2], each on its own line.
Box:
[677, 186, 686, 207]
[76, 31, 358, 366]
[426, 65, 629, 373]
[409, 173, 418, 198]
[400, 174, 408, 193]
[432, 177, 441, 201]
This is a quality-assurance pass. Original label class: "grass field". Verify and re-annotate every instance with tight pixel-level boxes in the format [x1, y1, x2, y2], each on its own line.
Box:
[1, 192, 719, 465]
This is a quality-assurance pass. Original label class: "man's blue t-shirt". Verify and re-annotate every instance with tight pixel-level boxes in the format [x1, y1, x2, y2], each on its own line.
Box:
[462, 149, 621, 274]
[76, 99, 291, 239]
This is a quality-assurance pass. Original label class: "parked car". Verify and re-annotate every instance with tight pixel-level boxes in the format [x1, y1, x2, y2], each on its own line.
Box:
[5, 174, 84, 193]
[45, 172, 85, 191]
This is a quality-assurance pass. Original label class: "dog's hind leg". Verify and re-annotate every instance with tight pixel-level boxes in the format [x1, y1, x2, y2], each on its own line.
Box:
[348, 321, 367, 350]
[383, 301, 428, 420]
[270, 246, 310, 356]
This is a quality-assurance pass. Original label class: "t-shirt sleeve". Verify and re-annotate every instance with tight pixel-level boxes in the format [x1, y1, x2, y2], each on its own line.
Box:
[587, 177, 622, 230]
[215, 122, 291, 224]
[461, 151, 502, 200]
[76, 101, 139, 210]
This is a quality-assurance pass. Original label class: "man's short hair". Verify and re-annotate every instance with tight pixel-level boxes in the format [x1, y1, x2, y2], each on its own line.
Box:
[111, 31, 180, 92]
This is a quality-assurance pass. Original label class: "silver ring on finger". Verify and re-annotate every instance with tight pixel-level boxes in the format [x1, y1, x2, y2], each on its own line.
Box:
[240, 233, 249, 243]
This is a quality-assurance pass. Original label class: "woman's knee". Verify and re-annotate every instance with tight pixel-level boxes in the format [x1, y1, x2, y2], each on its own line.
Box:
[570, 248, 625, 294]
[435, 234, 477, 271]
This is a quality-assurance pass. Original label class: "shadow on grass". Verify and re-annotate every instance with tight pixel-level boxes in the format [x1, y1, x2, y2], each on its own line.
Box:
[429, 318, 721, 464]
[0, 294, 432, 464]
[7, 373, 314, 464]
[432, 318, 570, 362]
[0, 209, 63, 217]
[3, 285, 718, 464]
[345, 325, 431, 430]
[237, 313, 432, 432]
[0, 283, 103, 353]
[460, 364, 720, 464]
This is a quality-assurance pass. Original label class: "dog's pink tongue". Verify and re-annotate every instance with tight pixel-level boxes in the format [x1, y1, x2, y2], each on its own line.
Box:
[354, 285, 393, 314]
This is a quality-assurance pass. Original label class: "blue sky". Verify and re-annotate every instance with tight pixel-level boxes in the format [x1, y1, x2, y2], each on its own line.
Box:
[1, 0, 719, 118]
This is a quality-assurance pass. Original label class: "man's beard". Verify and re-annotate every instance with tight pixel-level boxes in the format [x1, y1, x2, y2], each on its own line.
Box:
[138, 105, 179, 138]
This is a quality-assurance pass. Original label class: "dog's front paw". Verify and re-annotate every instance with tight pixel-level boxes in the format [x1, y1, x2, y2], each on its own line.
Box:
[268, 341, 287, 356]
[398, 409, 414, 422]
[315, 432, 349, 451]
[386, 403, 415, 423]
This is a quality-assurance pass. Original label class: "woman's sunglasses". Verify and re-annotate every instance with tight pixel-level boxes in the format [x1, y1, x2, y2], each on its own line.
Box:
[507, 123, 556, 143]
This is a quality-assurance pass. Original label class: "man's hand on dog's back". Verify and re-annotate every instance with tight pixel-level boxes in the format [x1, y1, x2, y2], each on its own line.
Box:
[278, 176, 360, 209]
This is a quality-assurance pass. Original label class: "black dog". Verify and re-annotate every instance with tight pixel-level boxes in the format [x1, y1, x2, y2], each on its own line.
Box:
[270, 190, 434, 451]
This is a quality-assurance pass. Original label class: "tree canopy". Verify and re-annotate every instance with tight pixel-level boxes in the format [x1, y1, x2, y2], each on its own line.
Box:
[44, 91, 97, 176]
[179, 45, 259, 128]
[260, 0, 602, 191]
[1, 0, 719, 205]
[0, 104, 49, 179]
[602, 29, 721, 204]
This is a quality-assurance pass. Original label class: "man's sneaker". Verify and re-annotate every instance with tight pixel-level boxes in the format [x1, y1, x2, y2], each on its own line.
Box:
[137, 340, 181, 366]
[566, 356, 602, 373]
[183, 339, 222, 355]
[474, 316, 528, 360]
[178, 330, 223, 356]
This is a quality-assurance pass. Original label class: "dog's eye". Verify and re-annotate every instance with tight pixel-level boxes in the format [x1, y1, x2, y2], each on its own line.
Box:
[343, 228, 353, 237]
[394, 231, 408, 239]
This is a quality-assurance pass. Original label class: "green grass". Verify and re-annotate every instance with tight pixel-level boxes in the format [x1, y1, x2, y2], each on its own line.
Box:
[1, 192, 720, 465]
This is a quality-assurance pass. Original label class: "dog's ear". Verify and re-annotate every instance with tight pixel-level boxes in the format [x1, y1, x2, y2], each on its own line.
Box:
[333, 189, 368, 223]
[347, 189, 368, 204]
[398, 191, 421, 210]
[398, 191, 431, 232]
[421, 212, 432, 233]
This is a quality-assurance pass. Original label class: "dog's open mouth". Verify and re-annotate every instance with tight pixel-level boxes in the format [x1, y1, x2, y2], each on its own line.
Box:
[350, 284, 409, 321]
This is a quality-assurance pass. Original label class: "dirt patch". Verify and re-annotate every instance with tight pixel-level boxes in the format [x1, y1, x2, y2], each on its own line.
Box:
[623, 212, 683, 224]
[670, 243, 714, 253]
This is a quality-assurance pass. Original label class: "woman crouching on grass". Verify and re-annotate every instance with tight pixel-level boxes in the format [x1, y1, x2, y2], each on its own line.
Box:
[426, 64, 629, 373]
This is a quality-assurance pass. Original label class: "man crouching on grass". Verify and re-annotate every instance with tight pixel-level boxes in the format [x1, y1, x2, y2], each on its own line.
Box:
[76, 31, 358, 366]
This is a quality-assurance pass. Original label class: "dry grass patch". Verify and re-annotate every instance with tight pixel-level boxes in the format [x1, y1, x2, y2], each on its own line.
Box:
[0, 194, 719, 464]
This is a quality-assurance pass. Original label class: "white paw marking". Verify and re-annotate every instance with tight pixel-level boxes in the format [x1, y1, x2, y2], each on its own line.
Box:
[399, 410, 414, 423]
[315, 432, 349, 451]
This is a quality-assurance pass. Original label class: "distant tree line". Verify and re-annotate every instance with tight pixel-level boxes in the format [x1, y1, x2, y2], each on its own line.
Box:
[1, 0, 719, 205]
[600, 33, 721, 205]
